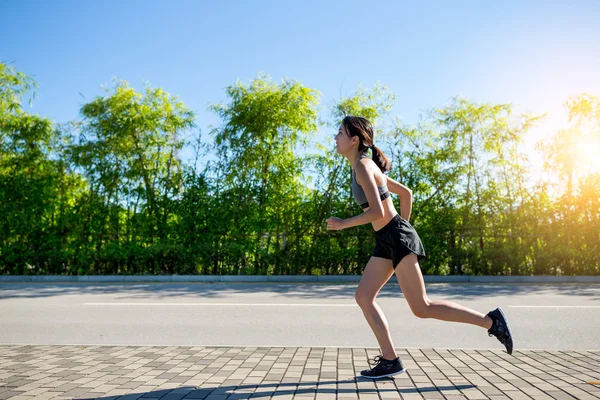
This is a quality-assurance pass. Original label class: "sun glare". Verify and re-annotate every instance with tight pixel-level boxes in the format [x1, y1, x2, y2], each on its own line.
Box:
[575, 131, 600, 173]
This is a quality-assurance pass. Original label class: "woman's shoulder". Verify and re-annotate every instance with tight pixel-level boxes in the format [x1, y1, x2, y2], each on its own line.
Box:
[354, 157, 383, 183]
[356, 156, 378, 172]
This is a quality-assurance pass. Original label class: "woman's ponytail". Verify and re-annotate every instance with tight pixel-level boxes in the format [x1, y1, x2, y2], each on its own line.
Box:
[371, 145, 391, 173]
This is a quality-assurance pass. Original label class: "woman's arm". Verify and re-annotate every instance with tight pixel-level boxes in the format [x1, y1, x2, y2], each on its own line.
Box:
[386, 176, 413, 221]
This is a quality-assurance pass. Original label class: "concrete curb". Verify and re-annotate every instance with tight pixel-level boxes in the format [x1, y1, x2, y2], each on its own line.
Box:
[1, 274, 599, 283]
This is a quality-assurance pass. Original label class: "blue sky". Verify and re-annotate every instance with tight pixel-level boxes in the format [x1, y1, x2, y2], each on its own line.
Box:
[2, 0, 600, 178]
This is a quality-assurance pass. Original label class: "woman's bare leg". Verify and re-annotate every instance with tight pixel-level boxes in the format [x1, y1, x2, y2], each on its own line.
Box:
[394, 254, 493, 329]
[355, 257, 397, 360]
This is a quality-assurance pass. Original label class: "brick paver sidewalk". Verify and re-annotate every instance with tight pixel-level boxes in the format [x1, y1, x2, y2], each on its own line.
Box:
[1, 345, 599, 400]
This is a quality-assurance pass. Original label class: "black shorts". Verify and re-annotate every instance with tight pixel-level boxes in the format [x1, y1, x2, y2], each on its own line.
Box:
[372, 214, 427, 269]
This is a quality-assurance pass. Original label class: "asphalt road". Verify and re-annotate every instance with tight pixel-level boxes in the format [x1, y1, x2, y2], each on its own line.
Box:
[1, 282, 599, 350]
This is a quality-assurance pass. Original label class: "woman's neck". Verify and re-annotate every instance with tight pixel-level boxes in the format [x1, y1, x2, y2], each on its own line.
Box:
[348, 152, 365, 171]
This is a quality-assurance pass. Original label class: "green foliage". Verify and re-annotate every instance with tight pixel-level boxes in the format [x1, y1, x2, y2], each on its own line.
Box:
[1, 63, 598, 276]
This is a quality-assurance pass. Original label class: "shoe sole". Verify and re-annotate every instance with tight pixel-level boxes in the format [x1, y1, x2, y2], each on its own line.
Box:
[497, 307, 514, 355]
[359, 368, 406, 379]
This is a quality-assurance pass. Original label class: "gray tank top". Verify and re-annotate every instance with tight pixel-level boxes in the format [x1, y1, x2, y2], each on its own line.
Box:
[351, 154, 391, 209]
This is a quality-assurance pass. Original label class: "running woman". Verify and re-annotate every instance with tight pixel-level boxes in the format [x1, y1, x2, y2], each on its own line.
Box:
[326, 115, 513, 379]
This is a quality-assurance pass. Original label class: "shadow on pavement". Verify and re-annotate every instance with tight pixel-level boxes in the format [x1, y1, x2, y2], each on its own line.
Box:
[72, 380, 477, 400]
[1, 281, 600, 301]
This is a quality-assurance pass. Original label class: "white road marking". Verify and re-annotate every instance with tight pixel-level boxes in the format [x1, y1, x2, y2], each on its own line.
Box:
[83, 303, 600, 308]
[84, 302, 358, 307]
[508, 305, 600, 308]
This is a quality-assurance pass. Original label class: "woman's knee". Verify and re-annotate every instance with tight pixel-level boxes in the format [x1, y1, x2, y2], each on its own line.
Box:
[354, 289, 376, 308]
[409, 298, 432, 318]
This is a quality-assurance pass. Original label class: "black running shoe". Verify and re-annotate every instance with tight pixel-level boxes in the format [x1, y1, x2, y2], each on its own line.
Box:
[360, 355, 406, 379]
[487, 307, 513, 354]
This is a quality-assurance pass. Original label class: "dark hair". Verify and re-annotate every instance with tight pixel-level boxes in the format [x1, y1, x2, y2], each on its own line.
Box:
[341, 115, 391, 172]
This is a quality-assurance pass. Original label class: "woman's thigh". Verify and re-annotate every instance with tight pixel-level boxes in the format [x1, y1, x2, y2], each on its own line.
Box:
[394, 254, 430, 313]
[355, 256, 395, 303]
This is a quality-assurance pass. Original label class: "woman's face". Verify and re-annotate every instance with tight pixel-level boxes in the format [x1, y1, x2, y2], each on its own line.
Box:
[334, 123, 357, 155]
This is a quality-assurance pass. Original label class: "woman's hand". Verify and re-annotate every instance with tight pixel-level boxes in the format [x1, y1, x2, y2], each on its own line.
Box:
[326, 217, 346, 230]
